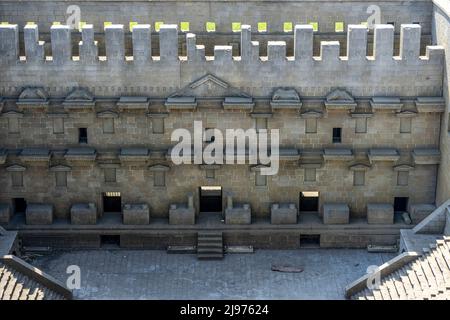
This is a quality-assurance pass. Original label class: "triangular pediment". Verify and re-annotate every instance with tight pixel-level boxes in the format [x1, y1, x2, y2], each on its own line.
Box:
[65, 88, 94, 102]
[169, 74, 251, 99]
[18, 87, 48, 101]
[326, 89, 355, 103]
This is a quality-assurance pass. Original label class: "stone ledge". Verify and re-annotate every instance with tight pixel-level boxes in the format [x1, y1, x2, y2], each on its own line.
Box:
[64, 148, 97, 162]
[119, 147, 149, 162]
[415, 96, 445, 112]
[19, 148, 51, 162]
[412, 148, 440, 164]
[117, 96, 150, 111]
[323, 148, 354, 161]
[165, 96, 197, 111]
[368, 148, 400, 162]
[370, 97, 403, 112]
[222, 97, 254, 111]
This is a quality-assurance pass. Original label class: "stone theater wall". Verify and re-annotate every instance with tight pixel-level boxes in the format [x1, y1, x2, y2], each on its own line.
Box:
[0, 0, 447, 249]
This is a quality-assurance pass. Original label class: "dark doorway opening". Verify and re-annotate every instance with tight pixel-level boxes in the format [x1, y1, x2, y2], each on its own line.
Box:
[13, 198, 27, 214]
[299, 191, 319, 212]
[100, 235, 120, 247]
[199, 186, 222, 213]
[300, 234, 321, 248]
[103, 192, 122, 213]
[394, 197, 409, 213]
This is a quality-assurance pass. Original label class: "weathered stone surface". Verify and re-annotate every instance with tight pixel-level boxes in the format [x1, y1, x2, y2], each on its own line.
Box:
[123, 203, 150, 225]
[408, 203, 436, 224]
[26, 203, 53, 225]
[225, 204, 251, 225]
[169, 194, 195, 225]
[71, 203, 97, 225]
[169, 205, 195, 225]
[0, 204, 11, 224]
[367, 204, 394, 225]
[271, 203, 297, 224]
[323, 203, 350, 225]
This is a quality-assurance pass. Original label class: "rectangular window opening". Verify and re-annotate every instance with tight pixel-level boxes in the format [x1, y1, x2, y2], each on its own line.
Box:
[78, 128, 88, 144]
[283, 22, 293, 32]
[300, 234, 321, 248]
[180, 21, 190, 32]
[335, 22, 344, 32]
[206, 22, 216, 32]
[258, 22, 267, 33]
[332, 128, 342, 143]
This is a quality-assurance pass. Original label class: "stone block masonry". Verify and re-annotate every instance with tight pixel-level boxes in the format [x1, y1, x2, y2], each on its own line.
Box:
[123, 203, 150, 225]
[70, 203, 97, 225]
[323, 203, 350, 225]
[271, 203, 297, 224]
[0, 23, 444, 99]
[26, 203, 53, 225]
[0, 1, 448, 249]
[367, 204, 394, 225]
[0, 204, 11, 225]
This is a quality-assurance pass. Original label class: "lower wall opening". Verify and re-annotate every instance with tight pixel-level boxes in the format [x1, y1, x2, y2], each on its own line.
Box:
[300, 234, 321, 248]
[100, 235, 121, 247]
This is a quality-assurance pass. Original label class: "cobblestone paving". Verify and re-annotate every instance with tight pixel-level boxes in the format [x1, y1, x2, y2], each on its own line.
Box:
[31, 249, 395, 300]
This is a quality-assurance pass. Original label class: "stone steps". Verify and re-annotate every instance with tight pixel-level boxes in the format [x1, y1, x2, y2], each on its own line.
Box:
[351, 236, 450, 300]
[197, 231, 224, 260]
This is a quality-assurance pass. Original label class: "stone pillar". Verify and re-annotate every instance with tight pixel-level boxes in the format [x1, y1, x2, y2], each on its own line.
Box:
[24, 24, 44, 63]
[51, 24, 72, 64]
[214, 45, 232, 64]
[267, 41, 286, 63]
[105, 24, 125, 63]
[320, 41, 340, 62]
[240, 24, 252, 61]
[0, 24, 19, 63]
[374, 24, 394, 61]
[132, 24, 151, 63]
[159, 24, 178, 62]
[294, 25, 313, 61]
[347, 25, 368, 62]
[80, 24, 98, 64]
[400, 24, 421, 61]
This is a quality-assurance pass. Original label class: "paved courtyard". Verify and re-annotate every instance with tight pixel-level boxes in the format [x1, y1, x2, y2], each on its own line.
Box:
[30, 249, 395, 300]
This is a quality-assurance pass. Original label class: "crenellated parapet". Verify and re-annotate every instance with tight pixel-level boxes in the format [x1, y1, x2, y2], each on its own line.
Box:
[0, 23, 444, 97]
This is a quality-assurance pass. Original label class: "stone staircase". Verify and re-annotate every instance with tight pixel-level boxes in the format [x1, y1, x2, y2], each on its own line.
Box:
[197, 231, 224, 260]
[353, 236, 450, 300]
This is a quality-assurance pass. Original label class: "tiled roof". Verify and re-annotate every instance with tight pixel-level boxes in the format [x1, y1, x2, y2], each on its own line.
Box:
[352, 237, 450, 300]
